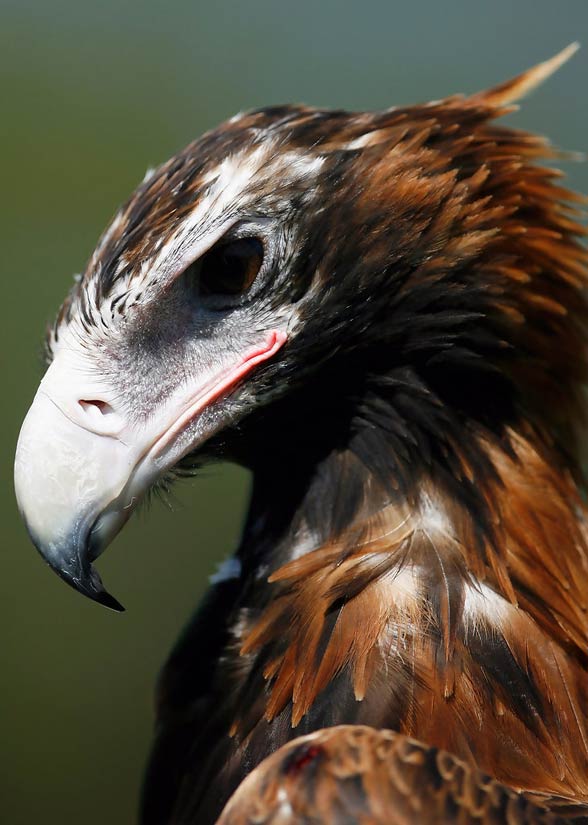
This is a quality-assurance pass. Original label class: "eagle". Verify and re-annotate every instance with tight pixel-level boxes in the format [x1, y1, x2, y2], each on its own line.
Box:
[14, 45, 588, 824]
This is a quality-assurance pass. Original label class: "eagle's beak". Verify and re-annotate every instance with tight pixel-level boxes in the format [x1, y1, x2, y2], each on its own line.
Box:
[14, 332, 286, 610]
[14, 353, 139, 612]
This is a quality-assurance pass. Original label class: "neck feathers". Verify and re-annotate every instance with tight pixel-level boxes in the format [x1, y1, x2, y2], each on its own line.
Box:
[233, 427, 588, 795]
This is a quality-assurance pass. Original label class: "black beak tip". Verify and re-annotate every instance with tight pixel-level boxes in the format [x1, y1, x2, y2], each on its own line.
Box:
[62, 564, 126, 613]
[25, 522, 126, 612]
[48, 555, 125, 612]
[91, 588, 126, 613]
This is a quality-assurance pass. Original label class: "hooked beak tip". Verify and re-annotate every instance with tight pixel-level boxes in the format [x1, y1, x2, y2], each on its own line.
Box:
[89, 588, 126, 613]
[24, 524, 126, 613]
[55, 561, 126, 613]
[18, 505, 126, 613]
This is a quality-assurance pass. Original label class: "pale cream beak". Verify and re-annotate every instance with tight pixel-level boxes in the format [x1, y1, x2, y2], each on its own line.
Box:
[14, 331, 287, 610]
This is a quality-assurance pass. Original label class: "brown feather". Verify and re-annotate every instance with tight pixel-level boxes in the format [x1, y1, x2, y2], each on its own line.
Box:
[236, 429, 588, 800]
[217, 726, 588, 824]
[474, 43, 580, 106]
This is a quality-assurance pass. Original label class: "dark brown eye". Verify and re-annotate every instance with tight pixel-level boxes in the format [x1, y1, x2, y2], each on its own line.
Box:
[199, 237, 264, 298]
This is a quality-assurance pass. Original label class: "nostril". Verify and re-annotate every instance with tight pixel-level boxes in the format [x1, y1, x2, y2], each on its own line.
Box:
[79, 399, 114, 416]
[76, 398, 122, 436]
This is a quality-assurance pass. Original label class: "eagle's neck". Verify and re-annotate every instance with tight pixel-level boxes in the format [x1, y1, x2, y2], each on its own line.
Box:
[230, 409, 588, 797]
[147, 400, 588, 825]
[237, 363, 496, 569]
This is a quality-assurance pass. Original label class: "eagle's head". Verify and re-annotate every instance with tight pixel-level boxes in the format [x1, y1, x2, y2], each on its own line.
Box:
[14, 46, 587, 610]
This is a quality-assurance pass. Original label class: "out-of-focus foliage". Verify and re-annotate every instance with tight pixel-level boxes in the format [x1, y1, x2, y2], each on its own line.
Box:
[1, 1, 587, 822]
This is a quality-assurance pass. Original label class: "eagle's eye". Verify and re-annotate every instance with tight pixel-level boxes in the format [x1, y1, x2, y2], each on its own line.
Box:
[197, 237, 264, 299]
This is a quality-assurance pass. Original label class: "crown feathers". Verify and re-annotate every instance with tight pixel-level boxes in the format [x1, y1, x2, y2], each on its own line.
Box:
[474, 42, 580, 107]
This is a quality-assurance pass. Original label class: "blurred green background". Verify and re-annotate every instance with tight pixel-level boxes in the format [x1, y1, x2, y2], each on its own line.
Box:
[2, 1, 587, 822]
